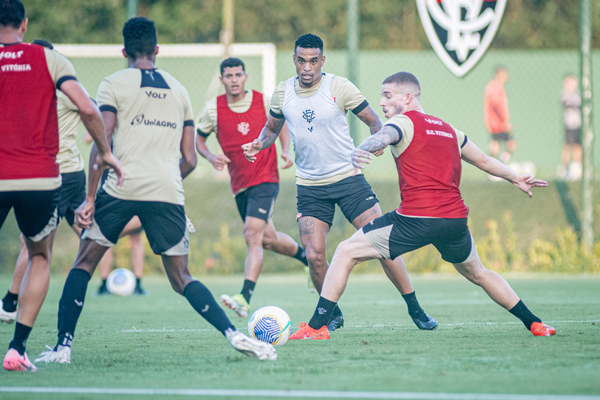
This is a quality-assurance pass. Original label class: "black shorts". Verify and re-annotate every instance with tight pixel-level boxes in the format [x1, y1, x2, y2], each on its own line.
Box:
[235, 182, 279, 222]
[81, 189, 188, 255]
[491, 132, 513, 141]
[296, 174, 379, 227]
[362, 211, 473, 264]
[0, 188, 60, 242]
[58, 170, 86, 226]
[565, 128, 581, 145]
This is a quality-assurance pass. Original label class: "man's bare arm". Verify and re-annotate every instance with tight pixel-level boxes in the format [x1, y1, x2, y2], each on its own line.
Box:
[180, 126, 198, 179]
[277, 122, 293, 169]
[242, 115, 285, 162]
[195, 133, 230, 171]
[351, 125, 400, 169]
[355, 105, 383, 135]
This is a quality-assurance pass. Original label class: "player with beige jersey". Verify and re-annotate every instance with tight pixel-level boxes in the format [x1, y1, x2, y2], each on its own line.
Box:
[243, 33, 437, 333]
[290, 71, 555, 340]
[1, 0, 123, 372]
[196, 57, 309, 319]
[36, 17, 277, 366]
[0, 40, 93, 325]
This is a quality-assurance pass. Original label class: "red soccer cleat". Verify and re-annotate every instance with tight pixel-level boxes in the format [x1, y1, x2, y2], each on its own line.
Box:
[289, 322, 330, 340]
[3, 349, 37, 372]
[530, 322, 556, 337]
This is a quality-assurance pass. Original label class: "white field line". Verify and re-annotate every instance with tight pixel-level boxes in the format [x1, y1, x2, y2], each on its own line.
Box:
[119, 319, 600, 333]
[0, 387, 599, 400]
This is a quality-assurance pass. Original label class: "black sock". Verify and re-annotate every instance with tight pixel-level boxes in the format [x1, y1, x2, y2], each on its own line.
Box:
[309, 297, 337, 330]
[240, 279, 256, 304]
[184, 281, 235, 335]
[402, 291, 424, 316]
[9, 322, 32, 356]
[136, 277, 141, 287]
[2, 290, 18, 313]
[99, 279, 107, 289]
[293, 246, 308, 266]
[57, 268, 91, 347]
[509, 300, 541, 330]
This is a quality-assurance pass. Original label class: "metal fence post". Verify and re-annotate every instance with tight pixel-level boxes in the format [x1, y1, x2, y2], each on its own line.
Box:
[347, 0, 359, 143]
[580, 0, 594, 250]
[127, 0, 138, 19]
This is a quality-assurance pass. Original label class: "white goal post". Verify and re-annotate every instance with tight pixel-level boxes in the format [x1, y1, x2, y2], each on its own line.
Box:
[53, 43, 277, 96]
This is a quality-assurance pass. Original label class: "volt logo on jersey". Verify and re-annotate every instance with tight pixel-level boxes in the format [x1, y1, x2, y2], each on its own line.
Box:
[237, 121, 250, 135]
[416, 0, 507, 77]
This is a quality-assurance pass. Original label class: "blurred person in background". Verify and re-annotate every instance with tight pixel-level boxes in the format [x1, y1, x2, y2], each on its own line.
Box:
[558, 75, 582, 181]
[484, 66, 516, 165]
[195, 57, 309, 318]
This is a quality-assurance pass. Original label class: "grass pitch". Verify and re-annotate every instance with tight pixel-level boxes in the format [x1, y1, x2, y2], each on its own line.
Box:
[0, 274, 599, 399]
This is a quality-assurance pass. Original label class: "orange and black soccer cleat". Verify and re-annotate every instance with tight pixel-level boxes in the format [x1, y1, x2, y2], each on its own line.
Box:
[530, 322, 556, 337]
[289, 322, 330, 340]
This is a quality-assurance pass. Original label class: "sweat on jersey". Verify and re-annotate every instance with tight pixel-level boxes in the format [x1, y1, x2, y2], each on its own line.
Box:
[96, 68, 194, 206]
[385, 110, 469, 219]
[0, 42, 77, 192]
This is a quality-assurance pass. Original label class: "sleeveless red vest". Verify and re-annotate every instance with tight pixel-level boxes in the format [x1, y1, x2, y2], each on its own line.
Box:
[0, 43, 59, 180]
[216, 91, 278, 194]
[394, 110, 469, 218]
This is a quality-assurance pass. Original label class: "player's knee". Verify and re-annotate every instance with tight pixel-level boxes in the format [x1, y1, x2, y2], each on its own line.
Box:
[244, 227, 263, 246]
[262, 235, 275, 250]
[335, 240, 356, 263]
[306, 248, 326, 269]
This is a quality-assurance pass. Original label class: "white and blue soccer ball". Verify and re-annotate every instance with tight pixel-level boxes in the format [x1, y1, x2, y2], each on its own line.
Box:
[248, 306, 292, 346]
[106, 268, 136, 297]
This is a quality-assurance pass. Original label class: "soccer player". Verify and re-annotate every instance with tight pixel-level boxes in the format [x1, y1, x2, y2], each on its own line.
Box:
[290, 72, 555, 340]
[35, 17, 276, 366]
[484, 66, 516, 163]
[243, 34, 436, 332]
[196, 57, 309, 318]
[0, 0, 123, 371]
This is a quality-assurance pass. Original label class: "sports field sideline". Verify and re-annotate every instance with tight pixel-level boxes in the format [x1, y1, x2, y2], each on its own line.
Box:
[0, 274, 598, 399]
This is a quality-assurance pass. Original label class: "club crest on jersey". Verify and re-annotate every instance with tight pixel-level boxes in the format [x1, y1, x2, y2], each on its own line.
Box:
[303, 110, 315, 124]
[237, 121, 250, 135]
[416, 0, 507, 77]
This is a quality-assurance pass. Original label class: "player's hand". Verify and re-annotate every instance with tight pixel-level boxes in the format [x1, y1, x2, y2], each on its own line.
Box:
[95, 153, 125, 186]
[373, 149, 385, 157]
[351, 148, 372, 170]
[74, 199, 95, 229]
[210, 154, 231, 171]
[505, 121, 513, 133]
[512, 173, 547, 198]
[280, 152, 293, 169]
[242, 139, 262, 163]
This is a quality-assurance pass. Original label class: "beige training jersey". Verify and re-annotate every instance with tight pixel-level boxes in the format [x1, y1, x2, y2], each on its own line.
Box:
[56, 90, 85, 174]
[385, 114, 466, 157]
[97, 68, 194, 205]
[196, 90, 270, 134]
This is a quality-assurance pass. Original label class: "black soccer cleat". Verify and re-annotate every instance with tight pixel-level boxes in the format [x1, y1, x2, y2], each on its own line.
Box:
[327, 309, 344, 332]
[410, 310, 438, 330]
[94, 284, 111, 297]
[133, 284, 148, 296]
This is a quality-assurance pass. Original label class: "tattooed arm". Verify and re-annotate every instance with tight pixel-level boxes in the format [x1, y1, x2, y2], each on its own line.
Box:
[351, 125, 401, 170]
[242, 115, 285, 162]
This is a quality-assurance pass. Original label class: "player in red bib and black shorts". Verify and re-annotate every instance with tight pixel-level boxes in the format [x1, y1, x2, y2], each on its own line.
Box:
[0, 0, 123, 371]
[291, 72, 556, 340]
[196, 58, 308, 318]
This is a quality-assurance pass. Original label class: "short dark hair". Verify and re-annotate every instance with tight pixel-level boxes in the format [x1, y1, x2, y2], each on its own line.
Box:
[122, 17, 157, 59]
[295, 34, 323, 52]
[0, 0, 25, 29]
[32, 39, 53, 50]
[383, 72, 421, 95]
[220, 57, 245, 75]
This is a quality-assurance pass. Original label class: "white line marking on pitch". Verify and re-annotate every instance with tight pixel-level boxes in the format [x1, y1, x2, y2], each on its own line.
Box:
[120, 320, 600, 333]
[0, 387, 598, 400]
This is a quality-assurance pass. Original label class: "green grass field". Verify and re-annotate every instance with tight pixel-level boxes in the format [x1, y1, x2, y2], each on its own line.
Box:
[1, 274, 599, 400]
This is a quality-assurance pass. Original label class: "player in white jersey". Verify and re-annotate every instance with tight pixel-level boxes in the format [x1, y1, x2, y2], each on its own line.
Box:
[243, 34, 436, 332]
[35, 18, 275, 366]
[0, 40, 90, 324]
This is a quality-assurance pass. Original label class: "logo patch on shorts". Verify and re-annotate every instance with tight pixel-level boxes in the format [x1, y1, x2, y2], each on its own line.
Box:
[296, 213, 302, 220]
[366, 196, 374, 201]
[258, 208, 267, 214]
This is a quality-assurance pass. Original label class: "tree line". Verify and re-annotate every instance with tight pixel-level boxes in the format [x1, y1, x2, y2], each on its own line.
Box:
[22, 0, 600, 49]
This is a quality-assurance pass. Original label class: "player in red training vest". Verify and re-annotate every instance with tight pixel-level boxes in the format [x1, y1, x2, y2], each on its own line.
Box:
[196, 57, 309, 318]
[0, 0, 123, 371]
[291, 71, 555, 340]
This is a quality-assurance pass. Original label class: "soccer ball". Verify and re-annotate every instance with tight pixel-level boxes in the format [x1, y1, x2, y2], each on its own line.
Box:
[248, 306, 292, 346]
[106, 268, 136, 296]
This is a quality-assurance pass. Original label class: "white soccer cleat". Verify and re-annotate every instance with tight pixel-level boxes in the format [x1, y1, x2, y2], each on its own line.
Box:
[225, 329, 277, 360]
[221, 294, 250, 318]
[0, 300, 17, 324]
[35, 345, 71, 364]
